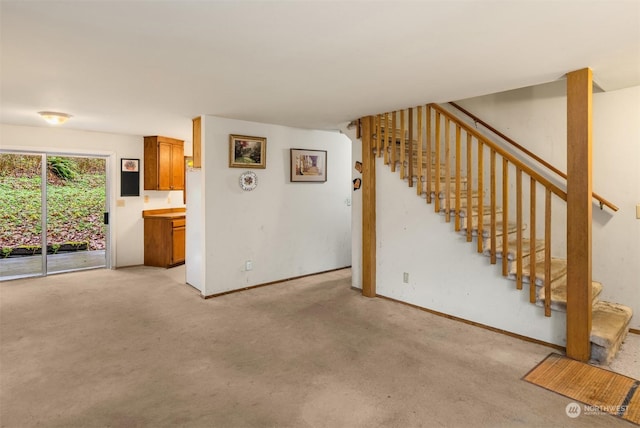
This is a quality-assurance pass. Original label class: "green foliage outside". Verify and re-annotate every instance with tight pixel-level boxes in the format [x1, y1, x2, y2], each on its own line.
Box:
[0, 154, 106, 256]
[47, 156, 78, 180]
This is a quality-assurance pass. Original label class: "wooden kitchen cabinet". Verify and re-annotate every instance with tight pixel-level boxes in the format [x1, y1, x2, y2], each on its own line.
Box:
[143, 209, 186, 268]
[144, 136, 185, 190]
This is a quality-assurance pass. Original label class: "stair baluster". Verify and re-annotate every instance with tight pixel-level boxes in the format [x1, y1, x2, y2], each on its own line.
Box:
[426, 106, 432, 204]
[490, 149, 497, 265]
[444, 118, 451, 222]
[390, 112, 397, 172]
[455, 125, 462, 231]
[476, 142, 484, 254]
[416, 106, 423, 196]
[516, 167, 524, 290]
[434, 111, 441, 213]
[544, 190, 552, 317]
[400, 110, 406, 180]
[383, 113, 390, 165]
[529, 179, 537, 303]
[502, 158, 509, 276]
[466, 134, 473, 242]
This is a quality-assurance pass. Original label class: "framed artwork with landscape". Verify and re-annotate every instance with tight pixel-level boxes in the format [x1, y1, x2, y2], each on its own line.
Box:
[290, 149, 327, 182]
[229, 134, 267, 169]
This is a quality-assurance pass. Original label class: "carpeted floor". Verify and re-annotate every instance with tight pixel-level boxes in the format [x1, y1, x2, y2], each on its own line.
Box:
[0, 266, 632, 427]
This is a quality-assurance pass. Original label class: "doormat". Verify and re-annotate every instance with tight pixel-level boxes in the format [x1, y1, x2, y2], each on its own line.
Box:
[523, 353, 639, 425]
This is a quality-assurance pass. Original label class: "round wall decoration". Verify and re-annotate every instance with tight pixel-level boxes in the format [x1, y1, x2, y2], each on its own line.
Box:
[239, 171, 258, 191]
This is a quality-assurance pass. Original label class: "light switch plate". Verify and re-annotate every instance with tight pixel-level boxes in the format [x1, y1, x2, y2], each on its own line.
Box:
[116, 199, 125, 207]
[636, 204, 640, 219]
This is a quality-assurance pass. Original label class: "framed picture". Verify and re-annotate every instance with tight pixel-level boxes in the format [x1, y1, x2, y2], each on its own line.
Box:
[290, 149, 327, 182]
[229, 134, 266, 169]
[120, 158, 140, 196]
[121, 158, 139, 172]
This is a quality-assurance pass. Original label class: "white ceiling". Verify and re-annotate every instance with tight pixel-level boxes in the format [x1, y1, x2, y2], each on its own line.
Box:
[1, 1, 639, 142]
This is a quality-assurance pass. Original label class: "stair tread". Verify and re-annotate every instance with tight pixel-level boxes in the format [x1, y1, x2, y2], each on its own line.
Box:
[590, 301, 633, 348]
[508, 257, 567, 284]
[480, 221, 524, 238]
[537, 279, 603, 310]
[459, 205, 503, 218]
[436, 190, 481, 198]
[483, 238, 544, 259]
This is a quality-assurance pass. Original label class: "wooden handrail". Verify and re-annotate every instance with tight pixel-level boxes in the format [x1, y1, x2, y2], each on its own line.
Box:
[448, 101, 618, 212]
[430, 104, 568, 202]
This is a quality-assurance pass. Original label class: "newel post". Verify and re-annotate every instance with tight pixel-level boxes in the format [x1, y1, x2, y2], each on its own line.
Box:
[361, 116, 377, 297]
[566, 68, 593, 361]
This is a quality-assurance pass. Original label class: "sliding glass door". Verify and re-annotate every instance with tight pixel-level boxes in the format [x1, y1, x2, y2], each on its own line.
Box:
[0, 152, 109, 280]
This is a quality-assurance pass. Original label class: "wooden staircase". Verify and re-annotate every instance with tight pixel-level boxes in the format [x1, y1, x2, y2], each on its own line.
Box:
[363, 104, 632, 365]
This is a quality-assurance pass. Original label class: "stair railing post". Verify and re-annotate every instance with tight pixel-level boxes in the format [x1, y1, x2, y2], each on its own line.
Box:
[361, 116, 377, 298]
[566, 68, 593, 361]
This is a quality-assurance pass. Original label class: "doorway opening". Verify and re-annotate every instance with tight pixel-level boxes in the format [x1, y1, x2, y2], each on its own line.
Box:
[0, 152, 109, 280]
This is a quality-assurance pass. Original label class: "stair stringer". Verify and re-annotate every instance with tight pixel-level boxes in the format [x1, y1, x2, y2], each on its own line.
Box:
[375, 157, 567, 347]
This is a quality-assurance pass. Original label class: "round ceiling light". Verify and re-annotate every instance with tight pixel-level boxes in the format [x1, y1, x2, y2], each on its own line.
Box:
[38, 111, 72, 125]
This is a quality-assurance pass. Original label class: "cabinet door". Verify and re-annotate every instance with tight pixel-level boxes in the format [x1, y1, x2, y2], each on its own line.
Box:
[171, 225, 186, 264]
[171, 143, 185, 190]
[158, 142, 173, 190]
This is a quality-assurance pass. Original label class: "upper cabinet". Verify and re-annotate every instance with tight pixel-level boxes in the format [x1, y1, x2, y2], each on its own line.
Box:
[192, 117, 201, 168]
[144, 136, 184, 191]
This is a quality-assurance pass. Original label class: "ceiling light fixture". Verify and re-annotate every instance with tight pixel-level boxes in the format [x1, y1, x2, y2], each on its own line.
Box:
[38, 111, 72, 125]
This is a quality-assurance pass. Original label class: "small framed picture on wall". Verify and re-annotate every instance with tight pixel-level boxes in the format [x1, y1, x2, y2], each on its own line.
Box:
[290, 149, 327, 182]
[229, 134, 267, 169]
[120, 158, 140, 196]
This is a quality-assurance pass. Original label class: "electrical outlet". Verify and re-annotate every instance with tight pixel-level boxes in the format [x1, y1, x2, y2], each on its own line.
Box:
[116, 199, 125, 207]
[144, 195, 149, 203]
[167, 196, 171, 204]
[403, 272, 409, 283]
[245, 260, 253, 271]
[345, 198, 352, 206]
[636, 204, 640, 219]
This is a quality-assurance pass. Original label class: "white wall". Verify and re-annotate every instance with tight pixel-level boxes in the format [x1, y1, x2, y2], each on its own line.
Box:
[0, 124, 189, 268]
[376, 162, 566, 345]
[456, 83, 640, 330]
[197, 116, 352, 297]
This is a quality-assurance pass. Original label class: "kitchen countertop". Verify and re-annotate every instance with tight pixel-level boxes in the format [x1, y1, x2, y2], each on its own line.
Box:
[142, 208, 186, 219]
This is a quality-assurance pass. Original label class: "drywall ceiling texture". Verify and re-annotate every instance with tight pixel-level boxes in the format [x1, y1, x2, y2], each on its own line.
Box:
[198, 116, 352, 297]
[1, 1, 639, 140]
[0, 124, 186, 268]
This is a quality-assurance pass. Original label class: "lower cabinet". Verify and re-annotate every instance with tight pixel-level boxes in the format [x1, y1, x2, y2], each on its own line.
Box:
[143, 216, 186, 268]
[171, 219, 186, 265]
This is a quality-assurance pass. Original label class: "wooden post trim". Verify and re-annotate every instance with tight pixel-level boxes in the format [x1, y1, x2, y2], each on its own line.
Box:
[361, 116, 376, 298]
[566, 67, 593, 361]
